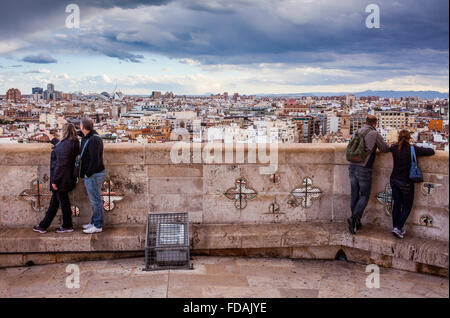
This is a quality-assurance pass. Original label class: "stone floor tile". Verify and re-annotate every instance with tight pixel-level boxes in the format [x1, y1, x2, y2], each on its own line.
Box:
[82, 274, 167, 296]
[0, 275, 9, 297]
[168, 273, 250, 288]
[190, 256, 238, 265]
[129, 285, 168, 298]
[247, 273, 322, 290]
[233, 257, 295, 267]
[167, 286, 204, 298]
[278, 288, 319, 298]
[201, 286, 283, 298]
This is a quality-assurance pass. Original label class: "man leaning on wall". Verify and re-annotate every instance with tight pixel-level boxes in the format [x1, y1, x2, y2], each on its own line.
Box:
[78, 117, 106, 234]
[347, 115, 389, 235]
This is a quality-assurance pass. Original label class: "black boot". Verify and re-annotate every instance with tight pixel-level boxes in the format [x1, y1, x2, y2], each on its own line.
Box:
[347, 217, 356, 235]
[355, 218, 362, 230]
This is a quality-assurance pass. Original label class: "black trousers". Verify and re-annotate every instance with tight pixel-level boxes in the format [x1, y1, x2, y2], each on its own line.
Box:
[390, 179, 414, 230]
[39, 190, 73, 229]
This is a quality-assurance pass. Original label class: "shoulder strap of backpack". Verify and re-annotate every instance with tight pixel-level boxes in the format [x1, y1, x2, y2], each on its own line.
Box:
[361, 126, 375, 138]
[80, 133, 101, 158]
[80, 137, 92, 158]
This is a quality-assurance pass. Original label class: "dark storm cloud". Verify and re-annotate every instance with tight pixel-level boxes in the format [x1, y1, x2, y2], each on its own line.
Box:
[86, 0, 170, 9]
[22, 53, 57, 64]
[103, 50, 144, 63]
[167, 0, 449, 62]
[0, 0, 171, 39]
[0, 0, 448, 73]
[63, 0, 448, 68]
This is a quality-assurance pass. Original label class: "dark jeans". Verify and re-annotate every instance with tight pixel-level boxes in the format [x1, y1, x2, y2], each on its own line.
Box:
[349, 165, 373, 222]
[390, 179, 414, 230]
[39, 191, 73, 229]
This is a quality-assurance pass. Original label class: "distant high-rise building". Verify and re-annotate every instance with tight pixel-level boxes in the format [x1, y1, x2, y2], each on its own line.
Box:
[283, 99, 308, 114]
[43, 83, 60, 101]
[32, 87, 43, 95]
[120, 104, 128, 116]
[6, 88, 21, 102]
[340, 113, 350, 138]
[112, 105, 120, 119]
[346, 94, 356, 107]
[314, 113, 327, 135]
[327, 116, 340, 133]
[350, 117, 366, 135]
[292, 117, 318, 143]
[152, 91, 161, 98]
[375, 110, 410, 130]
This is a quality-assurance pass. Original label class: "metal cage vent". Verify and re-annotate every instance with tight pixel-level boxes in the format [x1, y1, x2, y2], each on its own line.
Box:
[144, 212, 190, 271]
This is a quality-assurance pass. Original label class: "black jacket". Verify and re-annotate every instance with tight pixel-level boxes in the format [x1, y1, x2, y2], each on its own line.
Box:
[78, 130, 105, 178]
[389, 144, 435, 184]
[49, 137, 80, 192]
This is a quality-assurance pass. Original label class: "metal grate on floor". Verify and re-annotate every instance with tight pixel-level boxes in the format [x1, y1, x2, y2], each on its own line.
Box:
[144, 212, 190, 271]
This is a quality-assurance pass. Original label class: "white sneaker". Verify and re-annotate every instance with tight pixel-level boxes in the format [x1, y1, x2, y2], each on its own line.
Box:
[82, 223, 94, 229]
[83, 226, 102, 234]
[392, 227, 404, 239]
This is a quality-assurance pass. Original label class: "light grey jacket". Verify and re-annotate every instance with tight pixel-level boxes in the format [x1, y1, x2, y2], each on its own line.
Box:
[350, 124, 390, 168]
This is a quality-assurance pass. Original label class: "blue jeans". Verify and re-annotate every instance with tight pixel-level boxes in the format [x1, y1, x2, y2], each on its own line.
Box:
[349, 165, 373, 222]
[84, 170, 106, 228]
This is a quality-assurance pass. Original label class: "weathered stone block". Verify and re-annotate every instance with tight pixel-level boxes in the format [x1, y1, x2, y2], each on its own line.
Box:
[148, 177, 203, 195]
[104, 144, 145, 165]
[148, 164, 203, 178]
[291, 246, 341, 259]
[148, 194, 203, 213]
[284, 144, 335, 165]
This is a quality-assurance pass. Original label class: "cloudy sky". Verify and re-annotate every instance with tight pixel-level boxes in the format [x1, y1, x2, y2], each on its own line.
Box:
[0, 0, 448, 95]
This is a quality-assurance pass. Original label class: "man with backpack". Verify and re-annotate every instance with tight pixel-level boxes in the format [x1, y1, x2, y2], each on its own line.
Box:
[346, 115, 389, 234]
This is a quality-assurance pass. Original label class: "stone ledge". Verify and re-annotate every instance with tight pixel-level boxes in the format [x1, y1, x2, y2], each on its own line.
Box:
[0, 251, 144, 268]
[0, 222, 447, 275]
[0, 226, 146, 253]
[191, 223, 449, 269]
[2, 143, 447, 172]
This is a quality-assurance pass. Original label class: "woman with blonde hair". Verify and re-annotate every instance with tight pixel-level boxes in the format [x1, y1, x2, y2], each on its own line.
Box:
[389, 129, 434, 239]
[33, 123, 80, 233]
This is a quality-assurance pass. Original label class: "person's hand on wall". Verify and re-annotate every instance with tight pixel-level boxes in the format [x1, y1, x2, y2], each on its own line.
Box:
[42, 130, 53, 141]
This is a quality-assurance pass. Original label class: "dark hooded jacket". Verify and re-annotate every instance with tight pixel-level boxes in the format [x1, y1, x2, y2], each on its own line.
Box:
[78, 130, 105, 178]
[389, 144, 435, 184]
[49, 137, 80, 192]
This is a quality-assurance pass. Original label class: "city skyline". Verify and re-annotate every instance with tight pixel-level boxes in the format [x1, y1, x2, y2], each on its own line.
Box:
[0, 0, 449, 95]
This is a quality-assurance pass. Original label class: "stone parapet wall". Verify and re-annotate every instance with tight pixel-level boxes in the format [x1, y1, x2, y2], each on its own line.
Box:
[0, 143, 448, 243]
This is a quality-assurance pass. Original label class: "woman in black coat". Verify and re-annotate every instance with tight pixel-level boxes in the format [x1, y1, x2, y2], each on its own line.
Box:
[389, 129, 435, 239]
[33, 123, 80, 233]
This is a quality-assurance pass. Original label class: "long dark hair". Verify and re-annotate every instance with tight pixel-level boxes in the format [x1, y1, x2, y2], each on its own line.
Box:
[397, 129, 411, 152]
[61, 123, 78, 142]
